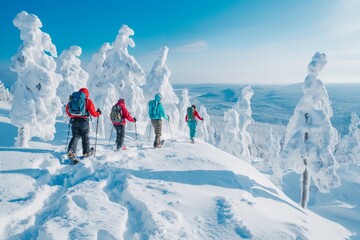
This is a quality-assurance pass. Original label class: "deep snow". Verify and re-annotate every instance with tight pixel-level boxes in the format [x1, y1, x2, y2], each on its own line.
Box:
[0, 100, 355, 240]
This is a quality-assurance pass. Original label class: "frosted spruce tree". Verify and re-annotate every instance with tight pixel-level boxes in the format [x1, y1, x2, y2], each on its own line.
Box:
[0, 81, 12, 102]
[198, 105, 216, 145]
[232, 85, 254, 160]
[335, 112, 360, 165]
[10, 11, 62, 147]
[280, 52, 340, 208]
[143, 46, 180, 137]
[56, 45, 89, 105]
[219, 109, 244, 158]
[178, 88, 191, 137]
[88, 25, 146, 138]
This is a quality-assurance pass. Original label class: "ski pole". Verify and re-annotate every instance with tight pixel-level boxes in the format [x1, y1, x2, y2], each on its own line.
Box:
[94, 112, 99, 157]
[65, 120, 71, 152]
[148, 123, 152, 143]
[167, 118, 174, 148]
[135, 122, 138, 149]
[108, 125, 114, 146]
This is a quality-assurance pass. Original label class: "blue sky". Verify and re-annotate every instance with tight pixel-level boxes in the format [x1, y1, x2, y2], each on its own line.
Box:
[1, 0, 360, 86]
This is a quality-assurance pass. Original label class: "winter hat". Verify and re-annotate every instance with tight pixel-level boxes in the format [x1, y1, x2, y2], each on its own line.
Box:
[118, 98, 125, 104]
[155, 93, 162, 102]
[191, 104, 196, 109]
[79, 88, 89, 98]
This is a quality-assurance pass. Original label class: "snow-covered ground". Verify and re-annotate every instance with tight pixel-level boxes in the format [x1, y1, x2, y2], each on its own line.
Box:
[0, 100, 354, 239]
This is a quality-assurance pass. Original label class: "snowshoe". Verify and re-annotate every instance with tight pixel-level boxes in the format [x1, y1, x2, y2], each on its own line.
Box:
[67, 151, 79, 164]
[81, 147, 94, 159]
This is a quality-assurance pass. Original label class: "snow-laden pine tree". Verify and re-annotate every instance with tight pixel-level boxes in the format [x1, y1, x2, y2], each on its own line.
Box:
[335, 112, 360, 165]
[10, 11, 62, 147]
[218, 109, 244, 157]
[178, 88, 191, 138]
[280, 52, 340, 208]
[232, 84, 254, 160]
[198, 105, 216, 145]
[56, 45, 89, 105]
[143, 46, 180, 137]
[0, 81, 12, 102]
[87, 25, 146, 138]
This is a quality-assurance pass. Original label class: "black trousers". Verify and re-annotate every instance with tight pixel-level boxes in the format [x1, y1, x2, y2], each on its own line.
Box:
[68, 118, 90, 154]
[114, 124, 125, 149]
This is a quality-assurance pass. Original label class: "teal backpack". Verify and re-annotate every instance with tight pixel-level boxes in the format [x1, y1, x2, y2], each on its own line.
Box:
[68, 91, 88, 116]
[187, 106, 195, 120]
[148, 100, 159, 119]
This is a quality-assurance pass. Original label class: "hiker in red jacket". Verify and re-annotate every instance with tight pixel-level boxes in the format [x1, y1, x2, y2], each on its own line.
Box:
[186, 104, 203, 143]
[110, 98, 136, 150]
[66, 88, 101, 159]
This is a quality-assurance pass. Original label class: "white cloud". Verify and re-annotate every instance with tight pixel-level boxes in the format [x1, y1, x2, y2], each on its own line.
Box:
[171, 40, 208, 53]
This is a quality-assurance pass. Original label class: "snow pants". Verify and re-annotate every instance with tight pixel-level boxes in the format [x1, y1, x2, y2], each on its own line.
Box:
[114, 124, 125, 149]
[68, 118, 90, 155]
[188, 120, 197, 140]
[151, 119, 162, 147]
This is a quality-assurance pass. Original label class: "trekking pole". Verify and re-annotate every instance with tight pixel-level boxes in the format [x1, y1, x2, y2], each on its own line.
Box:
[94, 112, 99, 157]
[167, 119, 175, 148]
[148, 123, 152, 143]
[65, 120, 71, 152]
[108, 126, 114, 146]
[135, 122, 139, 149]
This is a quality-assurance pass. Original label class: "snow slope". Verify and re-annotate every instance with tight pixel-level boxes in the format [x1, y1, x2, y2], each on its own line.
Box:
[0, 101, 353, 239]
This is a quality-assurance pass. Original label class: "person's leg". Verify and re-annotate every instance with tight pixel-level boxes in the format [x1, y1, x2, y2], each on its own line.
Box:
[68, 120, 81, 154]
[188, 120, 197, 141]
[114, 125, 121, 149]
[152, 119, 162, 147]
[118, 124, 125, 149]
[80, 119, 90, 155]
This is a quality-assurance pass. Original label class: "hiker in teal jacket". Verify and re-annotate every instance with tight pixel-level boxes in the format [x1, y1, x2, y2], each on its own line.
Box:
[148, 93, 169, 148]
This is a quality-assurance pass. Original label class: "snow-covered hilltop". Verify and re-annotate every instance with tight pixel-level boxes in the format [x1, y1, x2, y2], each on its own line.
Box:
[0, 101, 352, 239]
[1, 10, 360, 240]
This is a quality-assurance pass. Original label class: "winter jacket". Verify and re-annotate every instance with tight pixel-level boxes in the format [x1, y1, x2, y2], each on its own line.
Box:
[66, 88, 100, 119]
[186, 109, 203, 122]
[148, 93, 169, 120]
[112, 99, 135, 126]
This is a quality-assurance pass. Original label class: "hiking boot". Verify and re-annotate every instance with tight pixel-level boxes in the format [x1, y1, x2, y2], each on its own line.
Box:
[67, 150, 75, 158]
[190, 138, 195, 144]
[121, 146, 127, 150]
[83, 153, 90, 157]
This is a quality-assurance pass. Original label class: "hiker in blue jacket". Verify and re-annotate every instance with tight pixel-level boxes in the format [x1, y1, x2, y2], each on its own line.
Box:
[148, 93, 169, 148]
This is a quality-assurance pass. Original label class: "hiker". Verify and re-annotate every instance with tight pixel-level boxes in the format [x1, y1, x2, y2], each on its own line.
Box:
[66, 88, 101, 159]
[186, 104, 203, 143]
[148, 93, 169, 148]
[110, 98, 136, 150]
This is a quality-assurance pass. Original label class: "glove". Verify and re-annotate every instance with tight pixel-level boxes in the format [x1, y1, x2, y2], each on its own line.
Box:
[167, 115, 170, 121]
[133, 117, 137, 122]
[97, 109, 102, 115]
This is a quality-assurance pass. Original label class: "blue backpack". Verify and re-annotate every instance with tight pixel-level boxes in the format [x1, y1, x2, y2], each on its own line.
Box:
[148, 100, 159, 119]
[68, 91, 88, 116]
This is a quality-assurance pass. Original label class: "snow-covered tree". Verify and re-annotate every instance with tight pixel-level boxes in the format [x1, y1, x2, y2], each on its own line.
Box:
[0, 81, 12, 102]
[198, 105, 216, 145]
[335, 112, 360, 165]
[218, 109, 244, 157]
[280, 52, 340, 208]
[233, 85, 254, 159]
[143, 46, 180, 136]
[178, 88, 191, 137]
[56, 45, 89, 105]
[10, 11, 62, 147]
[87, 25, 146, 138]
